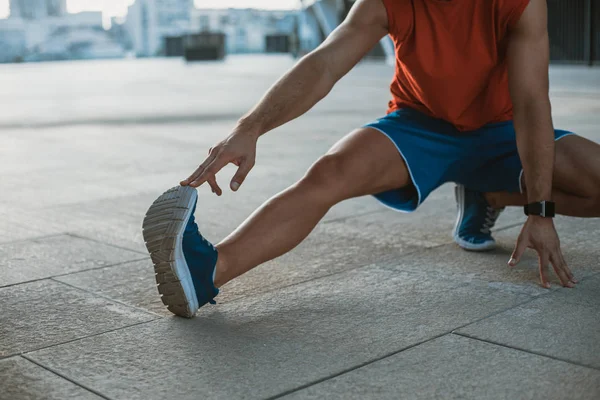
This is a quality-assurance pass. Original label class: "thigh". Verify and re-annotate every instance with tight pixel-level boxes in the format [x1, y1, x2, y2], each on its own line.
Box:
[553, 135, 600, 198]
[312, 127, 412, 199]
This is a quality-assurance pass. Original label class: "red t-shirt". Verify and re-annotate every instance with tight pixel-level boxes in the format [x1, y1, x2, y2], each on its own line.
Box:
[383, 0, 530, 131]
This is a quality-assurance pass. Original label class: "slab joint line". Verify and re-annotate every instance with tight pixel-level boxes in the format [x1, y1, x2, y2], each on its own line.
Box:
[264, 332, 451, 400]
[20, 354, 115, 400]
[452, 332, 600, 371]
[0, 232, 66, 246]
[66, 232, 148, 255]
[50, 277, 163, 318]
[267, 296, 541, 399]
[0, 258, 149, 290]
[13, 319, 160, 361]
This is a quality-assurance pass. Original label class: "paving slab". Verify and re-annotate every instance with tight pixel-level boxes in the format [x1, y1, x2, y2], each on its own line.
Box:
[54, 259, 166, 316]
[0, 216, 52, 244]
[0, 112, 372, 211]
[0, 356, 103, 400]
[55, 217, 423, 316]
[51, 184, 524, 316]
[0, 279, 155, 357]
[0, 60, 593, 130]
[376, 215, 600, 295]
[548, 272, 600, 308]
[18, 179, 522, 266]
[48, 188, 508, 316]
[0, 57, 388, 130]
[0, 167, 176, 212]
[0, 124, 381, 253]
[27, 266, 530, 400]
[457, 274, 600, 369]
[0, 109, 522, 254]
[0, 234, 146, 287]
[0, 203, 65, 244]
[21, 195, 156, 253]
[283, 334, 600, 400]
[493, 216, 600, 280]
[1, 58, 598, 399]
[380, 246, 551, 297]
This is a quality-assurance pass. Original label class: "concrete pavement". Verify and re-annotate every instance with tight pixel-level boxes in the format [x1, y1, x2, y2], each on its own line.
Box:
[1, 55, 599, 399]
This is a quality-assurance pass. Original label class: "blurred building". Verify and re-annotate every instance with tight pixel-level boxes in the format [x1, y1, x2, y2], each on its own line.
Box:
[189, 8, 320, 55]
[0, 11, 126, 62]
[191, 9, 286, 54]
[24, 12, 125, 61]
[126, 0, 193, 57]
[9, 0, 66, 19]
[181, 32, 225, 60]
[0, 18, 26, 62]
[46, 0, 67, 17]
[108, 17, 133, 52]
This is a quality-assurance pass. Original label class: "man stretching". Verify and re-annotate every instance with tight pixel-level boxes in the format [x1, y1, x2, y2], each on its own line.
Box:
[143, 0, 599, 317]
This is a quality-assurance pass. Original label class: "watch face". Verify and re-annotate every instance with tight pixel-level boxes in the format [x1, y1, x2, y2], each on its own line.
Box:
[544, 201, 556, 217]
[524, 201, 556, 217]
[530, 202, 543, 215]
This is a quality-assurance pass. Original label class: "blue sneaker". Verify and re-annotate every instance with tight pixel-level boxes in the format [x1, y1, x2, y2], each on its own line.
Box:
[143, 186, 219, 318]
[453, 184, 504, 252]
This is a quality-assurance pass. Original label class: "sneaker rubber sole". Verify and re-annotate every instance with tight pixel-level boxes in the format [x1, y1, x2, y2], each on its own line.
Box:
[142, 186, 200, 318]
[453, 234, 496, 252]
[453, 185, 496, 252]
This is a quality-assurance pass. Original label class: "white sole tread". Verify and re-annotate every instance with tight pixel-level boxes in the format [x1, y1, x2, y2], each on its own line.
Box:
[142, 186, 199, 318]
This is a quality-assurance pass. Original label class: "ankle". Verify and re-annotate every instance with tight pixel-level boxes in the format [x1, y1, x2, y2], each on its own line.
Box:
[213, 249, 229, 288]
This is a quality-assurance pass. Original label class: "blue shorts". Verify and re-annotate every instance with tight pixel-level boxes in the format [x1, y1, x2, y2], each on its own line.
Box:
[365, 108, 575, 213]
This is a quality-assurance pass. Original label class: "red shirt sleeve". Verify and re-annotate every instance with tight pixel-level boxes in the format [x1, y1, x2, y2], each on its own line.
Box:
[381, 0, 414, 43]
[502, 0, 531, 30]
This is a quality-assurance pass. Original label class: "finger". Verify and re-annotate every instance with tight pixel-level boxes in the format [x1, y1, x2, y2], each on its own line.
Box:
[558, 250, 577, 283]
[189, 154, 230, 188]
[509, 236, 528, 267]
[550, 252, 574, 288]
[181, 153, 216, 186]
[207, 175, 222, 196]
[230, 158, 255, 191]
[181, 166, 204, 186]
[538, 252, 551, 289]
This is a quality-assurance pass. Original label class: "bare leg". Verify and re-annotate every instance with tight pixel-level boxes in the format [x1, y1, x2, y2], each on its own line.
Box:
[213, 128, 411, 287]
[486, 135, 600, 217]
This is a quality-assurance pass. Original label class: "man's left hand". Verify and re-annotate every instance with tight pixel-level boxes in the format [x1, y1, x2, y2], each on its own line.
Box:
[509, 217, 577, 288]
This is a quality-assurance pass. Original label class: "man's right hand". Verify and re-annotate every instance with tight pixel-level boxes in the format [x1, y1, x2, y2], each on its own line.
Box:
[180, 126, 258, 195]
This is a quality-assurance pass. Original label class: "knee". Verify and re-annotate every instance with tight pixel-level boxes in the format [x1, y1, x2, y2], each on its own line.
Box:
[578, 187, 600, 216]
[298, 154, 352, 195]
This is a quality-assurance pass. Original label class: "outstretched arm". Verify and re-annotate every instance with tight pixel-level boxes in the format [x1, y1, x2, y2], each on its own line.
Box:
[507, 0, 576, 288]
[182, 0, 389, 193]
[241, 0, 389, 136]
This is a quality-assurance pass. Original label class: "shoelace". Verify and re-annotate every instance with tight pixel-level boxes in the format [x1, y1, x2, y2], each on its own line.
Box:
[481, 206, 502, 234]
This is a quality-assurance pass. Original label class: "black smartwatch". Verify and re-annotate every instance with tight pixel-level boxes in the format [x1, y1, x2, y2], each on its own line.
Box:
[524, 201, 555, 218]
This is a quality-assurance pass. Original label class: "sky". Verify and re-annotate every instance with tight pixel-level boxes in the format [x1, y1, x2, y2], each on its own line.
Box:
[0, 0, 301, 20]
